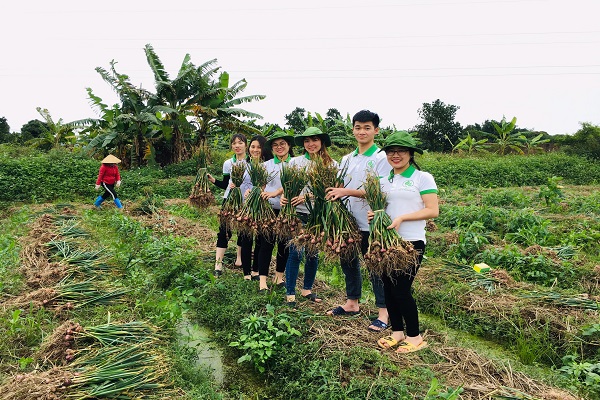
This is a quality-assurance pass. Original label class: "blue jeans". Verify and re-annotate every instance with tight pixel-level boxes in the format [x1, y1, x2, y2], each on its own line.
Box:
[340, 231, 386, 308]
[285, 213, 318, 296]
[285, 243, 318, 296]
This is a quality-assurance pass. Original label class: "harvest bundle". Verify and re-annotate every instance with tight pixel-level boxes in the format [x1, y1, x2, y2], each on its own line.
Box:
[219, 162, 247, 230]
[274, 163, 309, 240]
[189, 149, 214, 208]
[293, 156, 360, 259]
[236, 158, 275, 237]
[363, 172, 418, 276]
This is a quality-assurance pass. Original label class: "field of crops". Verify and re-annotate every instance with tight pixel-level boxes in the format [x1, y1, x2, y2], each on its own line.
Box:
[0, 151, 598, 399]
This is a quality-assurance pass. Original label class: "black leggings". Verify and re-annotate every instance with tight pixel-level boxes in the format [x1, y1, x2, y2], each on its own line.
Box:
[216, 223, 260, 276]
[381, 240, 425, 337]
[101, 183, 118, 200]
[256, 209, 289, 276]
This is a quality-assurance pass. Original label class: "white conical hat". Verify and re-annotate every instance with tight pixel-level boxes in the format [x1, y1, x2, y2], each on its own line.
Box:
[101, 155, 121, 164]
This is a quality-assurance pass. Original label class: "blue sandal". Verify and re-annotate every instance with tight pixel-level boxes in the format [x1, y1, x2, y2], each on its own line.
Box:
[368, 319, 389, 332]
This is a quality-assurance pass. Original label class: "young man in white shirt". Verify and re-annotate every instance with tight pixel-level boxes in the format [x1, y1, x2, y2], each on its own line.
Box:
[325, 110, 391, 332]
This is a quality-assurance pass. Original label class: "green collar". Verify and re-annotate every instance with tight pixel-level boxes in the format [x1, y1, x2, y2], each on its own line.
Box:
[274, 154, 291, 164]
[388, 164, 416, 182]
[304, 152, 311, 160]
[352, 143, 378, 157]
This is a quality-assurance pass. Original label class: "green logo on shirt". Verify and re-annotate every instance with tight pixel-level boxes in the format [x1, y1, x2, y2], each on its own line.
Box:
[404, 180, 414, 187]
[367, 160, 375, 169]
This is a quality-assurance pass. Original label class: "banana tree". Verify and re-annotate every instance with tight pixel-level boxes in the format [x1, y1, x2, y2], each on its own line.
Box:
[520, 132, 550, 154]
[491, 116, 525, 155]
[28, 107, 77, 150]
[191, 70, 265, 150]
[453, 133, 489, 154]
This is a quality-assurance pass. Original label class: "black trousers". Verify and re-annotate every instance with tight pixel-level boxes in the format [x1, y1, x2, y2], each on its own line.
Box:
[381, 240, 425, 337]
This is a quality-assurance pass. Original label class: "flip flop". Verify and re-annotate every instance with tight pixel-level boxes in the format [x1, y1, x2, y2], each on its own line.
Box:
[368, 319, 389, 332]
[328, 306, 360, 316]
[377, 335, 399, 349]
[302, 293, 322, 303]
[396, 340, 429, 354]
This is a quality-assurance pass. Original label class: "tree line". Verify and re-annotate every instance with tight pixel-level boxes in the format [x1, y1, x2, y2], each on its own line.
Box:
[1, 45, 599, 165]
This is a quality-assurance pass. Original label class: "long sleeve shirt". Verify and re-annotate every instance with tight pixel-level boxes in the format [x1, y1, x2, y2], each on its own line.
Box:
[96, 164, 121, 185]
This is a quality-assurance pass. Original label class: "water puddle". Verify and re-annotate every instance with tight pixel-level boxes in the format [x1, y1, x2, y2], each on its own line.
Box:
[177, 316, 224, 385]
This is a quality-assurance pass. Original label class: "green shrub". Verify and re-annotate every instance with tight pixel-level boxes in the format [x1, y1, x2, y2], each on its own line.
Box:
[229, 304, 301, 373]
[482, 189, 530, 208]
[420, 153, 600, 187]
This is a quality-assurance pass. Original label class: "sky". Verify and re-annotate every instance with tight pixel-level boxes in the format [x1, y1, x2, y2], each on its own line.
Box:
[1, 0, 599, 136]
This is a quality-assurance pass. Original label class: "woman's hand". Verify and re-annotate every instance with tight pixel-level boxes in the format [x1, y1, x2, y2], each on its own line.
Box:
[387, 216, 403, 230]
[290, 195, 305, 206]
[229, 182, 236, 189]
[325, 187, 347, 201]
[95, 184, 100, 190]
[367, 210, 374, 222]
[244, 188, 251, 198]
[116, 180, 121, 188]
[261, 190, 278, 200]
[280, 195, 288, 207]
[206, 173, 216, 184]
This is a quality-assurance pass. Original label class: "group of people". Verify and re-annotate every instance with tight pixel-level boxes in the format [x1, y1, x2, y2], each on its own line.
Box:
[209, 110, 439, 354]
[93, 110, 439, 354]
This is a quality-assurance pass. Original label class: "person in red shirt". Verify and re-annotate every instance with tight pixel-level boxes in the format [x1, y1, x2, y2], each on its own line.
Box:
[94, 154, 123, 209]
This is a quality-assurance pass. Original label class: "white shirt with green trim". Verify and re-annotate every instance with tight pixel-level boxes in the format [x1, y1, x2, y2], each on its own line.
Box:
[222, 155, 251, 199]
[380, 165, 438, 243]
[263, 155, 291, 210]
[339, 144, 391, 231]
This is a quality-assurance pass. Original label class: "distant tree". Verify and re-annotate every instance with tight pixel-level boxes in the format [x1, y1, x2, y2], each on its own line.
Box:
[414, 99, 462, 152]
[19, 119, 49, 143]
[453, 133, 489, 154]
[0, 117, 10, 143]
[490, 116, 526, 155]
[26, 107, 77, 151]
[558, 122, 600, 160]
[284, 107, 307, 134]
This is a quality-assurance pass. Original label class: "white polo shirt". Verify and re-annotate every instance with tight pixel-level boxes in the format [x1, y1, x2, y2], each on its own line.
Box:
[221, 155, 252, 200]
[380, 164, 438, 243]
[263, 154, 291, 210]
[339, 144, 391, 231]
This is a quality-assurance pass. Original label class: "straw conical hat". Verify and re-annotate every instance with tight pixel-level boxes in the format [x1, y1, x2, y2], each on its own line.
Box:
[101, 155, 121, 164]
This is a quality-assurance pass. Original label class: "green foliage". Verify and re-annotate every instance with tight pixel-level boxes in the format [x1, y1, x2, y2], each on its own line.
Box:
[424, 378, 463, 399]
[559, 122, 600, 161]
[559, 355, 600, 398]
[538, 176, 564, 207]
[448, 222, 490, 262]
[481, 189, 530, 208]
[421, 153, 600, 187]
[229, 305, 301, 373]
[414, 99, 462, 152]
[476, 246, 575, 287]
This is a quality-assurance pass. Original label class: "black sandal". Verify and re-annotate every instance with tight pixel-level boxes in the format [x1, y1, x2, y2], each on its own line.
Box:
[302, 293, 322, 302]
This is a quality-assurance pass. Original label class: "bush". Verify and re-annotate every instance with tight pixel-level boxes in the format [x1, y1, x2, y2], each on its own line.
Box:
[420, 153, 600, 187]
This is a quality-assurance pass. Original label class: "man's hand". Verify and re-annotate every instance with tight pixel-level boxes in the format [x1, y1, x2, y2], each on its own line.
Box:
[116, 180, 121, 188]
[95, 185, 101, 190]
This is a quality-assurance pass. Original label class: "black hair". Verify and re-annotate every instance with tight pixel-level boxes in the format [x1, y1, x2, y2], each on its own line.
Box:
[230, 133, 248, 146]
[352, 110, 380, 128]
[249, 135, 273, 161]
[409, 150, 422, 170]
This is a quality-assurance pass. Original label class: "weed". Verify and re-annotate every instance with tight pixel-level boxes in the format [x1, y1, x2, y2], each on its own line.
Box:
[539, 176, 564, 207]
[424, 378, 463, 399]
[229, 304, 301, 373]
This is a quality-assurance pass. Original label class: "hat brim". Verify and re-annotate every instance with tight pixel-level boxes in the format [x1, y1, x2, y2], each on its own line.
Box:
[380, 145, 423, 155]
[294, 134, 332, 147]
[101, 155, 122, 163]
[266, 136, 294, 148]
